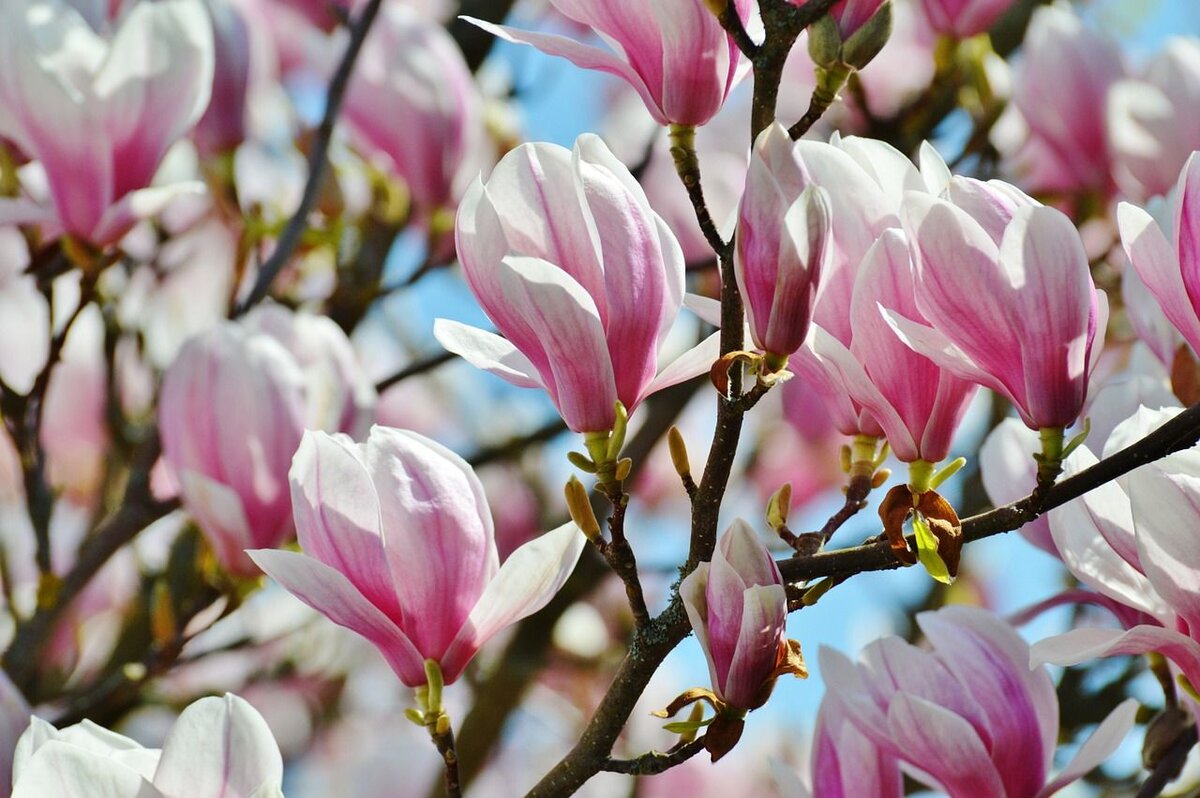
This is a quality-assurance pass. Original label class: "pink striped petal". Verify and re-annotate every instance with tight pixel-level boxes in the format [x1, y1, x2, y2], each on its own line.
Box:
[432, 319, 543, 389]
[248, 549, 427, 686]
[441, 521, 584, 683]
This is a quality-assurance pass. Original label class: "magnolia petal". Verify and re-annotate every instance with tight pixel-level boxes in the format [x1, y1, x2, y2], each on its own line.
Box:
[178, 470, 256, 576]
[441, 521, 585, 683]
[462, 18, 663, 124]
[12, 741, 160, 798]
[432, 319, 543, 389]
[1031, 625, 1200, 689]
[721, 583, 787, 708]
[639, 330, 721, 404]
[1118, 201, 1200, 355]
[1035, 698, 1138, 798]
[496, 255, 618, 431]
[288, 431, 403, 621]
[154, 694, 282, 798]
[886, 694, 1006, 798]
[365, 426, 497, 660]
[248, 549, 427, 686]
[1128, 467, 1200, 633]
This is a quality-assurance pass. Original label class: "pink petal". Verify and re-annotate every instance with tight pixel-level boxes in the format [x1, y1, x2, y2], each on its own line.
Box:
[248, 549, 427, 686]
[440, 521, 584, 683]
[432, 319, 543, 389]
[365, 426, 497, 661]
[720, 583, 786, 708]
[1035, 698, 1138, 798]
[288, 431, 403, 623]
[1119, 199, 1200, 355]
[1031, 625, 1200, 690]
[886, 694, 1006, 798]
[495, 255, 618, 431]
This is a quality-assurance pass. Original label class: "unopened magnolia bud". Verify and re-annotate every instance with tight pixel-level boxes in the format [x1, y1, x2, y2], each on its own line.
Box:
[565, 475, 602, 542]
[151, 582, 176, 645]
[668, 427, 692, 479]
[807, 13, 843, 68]
[767, 483, 792, 530]
[842, 0, 893, 69]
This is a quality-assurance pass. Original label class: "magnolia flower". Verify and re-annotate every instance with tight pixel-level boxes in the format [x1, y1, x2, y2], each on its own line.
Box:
[1030, 407, 1200, 696]
[891, 182, 1106, 431]
[914, 0, 1013, 38]
[1119, 153, 1200, 359]
[735, 124, 831, 364]
[990, 5, 1122, 197]
[0, 0, 213, 246]
[342, 5, 482, 212]
[806, 229, 977, 465]
[435, 135, 715, 433]
[11, 694, 283, 798]
[250, 426, 586, 687]
[680, 520, 802, 712]
[466, 0, 750, 126]
[159, 306, 375, 576]
[1109, 38, 1200, 202]
[820, 606, 1137, 798]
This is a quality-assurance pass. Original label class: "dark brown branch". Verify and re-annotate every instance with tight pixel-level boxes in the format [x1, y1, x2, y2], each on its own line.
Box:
[432, 724, 463, 798]
[236, 0, 385, 314]
[596, 493, 650, 628]
[714, 0, 758, 59]
[780, 401, 1200, 584]
[602, 739, 705, 775]
[375, 350, 457, 392]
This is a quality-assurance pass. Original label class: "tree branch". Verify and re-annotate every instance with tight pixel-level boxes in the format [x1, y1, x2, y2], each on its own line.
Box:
[236, 0, 385, 314]
[602, 739, 705, 775]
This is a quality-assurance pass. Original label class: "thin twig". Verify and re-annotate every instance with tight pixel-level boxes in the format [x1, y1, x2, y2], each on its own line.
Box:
[598, 492, 650, 627]
[375, 350, 457, 392]
[602, 739, 705, 775]
[467, 419, 568, 467]
[432, 724, 463, 798]
[236, 0, 385, 314]
[715, 0, 758, 58]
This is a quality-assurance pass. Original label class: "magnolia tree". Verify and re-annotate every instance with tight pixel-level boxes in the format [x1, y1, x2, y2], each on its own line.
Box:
[3, 0, 1200, 795]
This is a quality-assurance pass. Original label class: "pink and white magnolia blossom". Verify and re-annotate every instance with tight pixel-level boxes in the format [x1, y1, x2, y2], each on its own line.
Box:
[0, 0, 214, 246]
[820, 606, 1138, 798]
[250, 427, 586, 687]
[806, 229, 977, 464]
[159, 305, 375, 576]
[735, 124, 832, 362]
[1030, 407, 1200, 699]
[891, 182, 1106, 430]
[343, 5, 482, 213]
[435, 135, 716, 433]
[991, 5, 1123, 197]
[11, 693, 283, 798]
[914, 0, 1012, 38]
[1119, 152, 1200, 359]
[1109, 38, 1200, 202]
[680, 520, 794, 711]
[466, 0, 750, 127]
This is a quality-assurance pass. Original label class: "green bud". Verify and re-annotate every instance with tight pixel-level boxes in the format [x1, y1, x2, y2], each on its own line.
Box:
[842, 0, 893, 70]
[567, 451, 597, 473]
[564, 476, 602, 542]
[668, 426, 691, 481]
[807, 13, 843, 69]
[607, 401, 628, 461]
